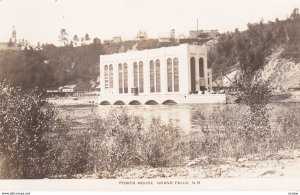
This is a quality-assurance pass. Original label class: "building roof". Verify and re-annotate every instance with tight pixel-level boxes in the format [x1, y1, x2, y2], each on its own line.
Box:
[100, 44, 206, 63]
[62, 84, 77, 89]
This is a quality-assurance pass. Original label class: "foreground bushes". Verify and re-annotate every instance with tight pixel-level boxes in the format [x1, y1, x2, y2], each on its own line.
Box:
[0, 80, 55, 178]
[87, 108, 184, 176]
[190, 105, 300, 162]
[0, 80, 91, 178]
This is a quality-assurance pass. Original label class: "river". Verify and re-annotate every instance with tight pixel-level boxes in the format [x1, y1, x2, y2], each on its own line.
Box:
[57, 103, 300, 132]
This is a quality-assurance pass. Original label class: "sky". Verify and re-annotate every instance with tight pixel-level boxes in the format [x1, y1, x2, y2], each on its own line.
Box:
[0, 0, 299, 46]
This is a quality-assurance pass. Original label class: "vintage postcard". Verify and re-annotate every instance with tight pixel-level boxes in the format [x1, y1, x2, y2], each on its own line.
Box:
[0, 0, 300, 193]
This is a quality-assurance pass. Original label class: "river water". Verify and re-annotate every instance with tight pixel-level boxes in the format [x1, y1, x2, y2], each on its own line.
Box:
[58, 103, 300, 132]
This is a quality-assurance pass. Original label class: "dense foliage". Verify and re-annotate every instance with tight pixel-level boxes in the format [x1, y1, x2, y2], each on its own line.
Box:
[0, 42, 101, 89]
[208, 9, 300, 79]
[0, 80, 55, 178]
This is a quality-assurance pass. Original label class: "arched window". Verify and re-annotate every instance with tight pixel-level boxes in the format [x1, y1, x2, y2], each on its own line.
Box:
[190, 57, 196, 92]
[109, 64, 113, 88]
[167, 58, 173, 92]
[123, 63, 128, 93]
[133, 62, 138, 89]
[150, 60, 155, 92]
[155, 59, 161, 92]
[118, 63, 123, 93]
[173, 58, 179, 92]
[139, 61, 144, 93]
[199, 58, 204, 77]
[104, 65, 108, 88]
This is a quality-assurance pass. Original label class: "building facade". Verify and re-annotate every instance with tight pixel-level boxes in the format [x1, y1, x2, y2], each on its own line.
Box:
[100, 44, 213, 99]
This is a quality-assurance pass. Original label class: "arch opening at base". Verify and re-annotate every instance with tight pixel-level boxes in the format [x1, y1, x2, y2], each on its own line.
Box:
[128, 100, 141, 105]
[100, 101, 111, 105]
[114, 100, 126, 105]
[162, 100, 177, 105]
[145, 100, 158, 105]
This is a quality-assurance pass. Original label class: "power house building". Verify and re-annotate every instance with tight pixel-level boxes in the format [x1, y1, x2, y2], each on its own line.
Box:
[99, 44, 225, 105]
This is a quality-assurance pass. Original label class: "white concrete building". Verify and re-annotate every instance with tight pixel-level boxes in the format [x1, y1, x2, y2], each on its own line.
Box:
[99, 44, 224, 105]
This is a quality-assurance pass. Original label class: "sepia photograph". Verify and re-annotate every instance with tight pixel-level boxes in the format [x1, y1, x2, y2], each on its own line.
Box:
[0, 0, 300, 193]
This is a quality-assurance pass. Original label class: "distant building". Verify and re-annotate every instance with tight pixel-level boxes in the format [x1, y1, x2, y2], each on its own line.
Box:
[158, 37, 172, 43]
[112, 36, 122, 43]
[0, 26, 21, 51]
[189, 30, 219, 39]
[136, 30, 148, 41]
[158, 29, 176, 43]
[59, 85, 77, 93]
[178, 30, 219, 45]
[46, 87, 59, 96]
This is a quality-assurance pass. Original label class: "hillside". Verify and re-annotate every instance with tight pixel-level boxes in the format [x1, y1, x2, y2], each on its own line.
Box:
[213, 48, 300, 89]
[208, 9, 300, 85]
[260, 48, 300, 89]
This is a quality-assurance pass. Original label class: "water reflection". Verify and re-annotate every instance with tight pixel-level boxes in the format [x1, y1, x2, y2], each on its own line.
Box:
[96, 104, 225, 132]
[60, 103, 300, 132]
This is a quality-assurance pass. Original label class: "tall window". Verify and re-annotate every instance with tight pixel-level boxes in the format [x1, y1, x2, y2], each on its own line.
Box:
[104, 65, 108, 88]
[150, 60, 155, 92]
[133, 62, 138, 88]
[155, 59, 161, 92]
[123, 63, 128, 93]
[109, 64, 113, 88]
[173, 58, 179, 92]
[118, 63, 123, 93]
[139, 61, 144, 93]
[190, 57, 196, 92]
[199, 58, 204, 77]
[167, 58, 173, 92]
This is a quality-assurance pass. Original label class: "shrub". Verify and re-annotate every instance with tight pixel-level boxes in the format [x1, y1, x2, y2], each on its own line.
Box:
[87, 108, 144, 175]
[276, 110, 300, 149]
[45, 124, 91, 177]
[0, 80, 55, 178]
[190, 104, 275, 162]
[141, 118, 185, 168]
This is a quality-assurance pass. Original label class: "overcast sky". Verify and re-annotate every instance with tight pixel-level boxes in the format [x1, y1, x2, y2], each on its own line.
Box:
[0, 0, 299, 45]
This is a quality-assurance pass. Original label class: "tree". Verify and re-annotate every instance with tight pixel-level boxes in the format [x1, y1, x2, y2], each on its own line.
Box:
[58, 28, 69, 46]
[36, 42, 41, 50]
[7, 38, 14, 47]
[73, 35, 79, 46]
[290, 8, 300, 20]
[85, 33, 90, 42]
[235, 31, 272, 147]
